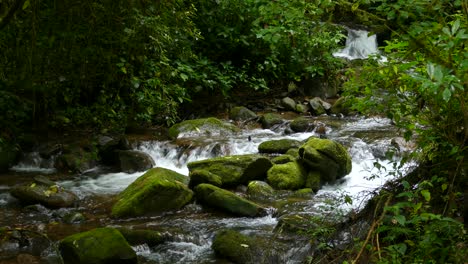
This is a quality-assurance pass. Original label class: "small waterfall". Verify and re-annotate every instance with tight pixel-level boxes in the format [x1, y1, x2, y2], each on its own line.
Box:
[333, 28, 381, 60]
[10, 152, 57, 174]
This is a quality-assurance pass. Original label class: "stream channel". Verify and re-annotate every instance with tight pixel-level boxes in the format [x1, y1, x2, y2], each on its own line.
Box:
[0, 114, 411, 263]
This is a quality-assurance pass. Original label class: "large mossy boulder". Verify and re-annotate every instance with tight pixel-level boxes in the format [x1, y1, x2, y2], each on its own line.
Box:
[10, 176, 77, 208]
[118, 150, 155, 173]
[229, 106, 257, 121]
[187, 154, 273, 187]
[194, 184, 266, 217]
[258, 139, 302, 154]
[246, 181, 274, 198]
[299, 138, 352, 183]
[212, 229, 257, 263]
[168, 118, 240, 139]
[0, 141, 19, 172]
[188, 169, 222, 188]
[260, 113, 283, 129]
[59, 227, 137, 264]
[111, 167, 193, 218]
[267, 161, 306, 190]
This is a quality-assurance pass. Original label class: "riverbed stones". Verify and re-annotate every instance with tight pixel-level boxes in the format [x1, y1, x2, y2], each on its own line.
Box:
[267, 161, 306, 190]
[309, 97, 327, 115]
[111, 167, 193, 218]
[260, 113, 283, 129]
[117, 150, 155, 173]
[187, 154, 273, 187]
[258, 139, 302, 154]
[10, 176, 77, 208]
[212, 229, 257, 263]
[229, 106, 257, 121]
[281, 97, 296, 111]
[168, 117, 240, 139]
[59, 227, 137, 264]
[299, 138, 352, 183]
[194, 184, 266, 217]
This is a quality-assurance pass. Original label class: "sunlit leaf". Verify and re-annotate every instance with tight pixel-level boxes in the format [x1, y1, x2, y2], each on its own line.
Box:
[442, 88, 451, 102]
[421, 189, 431, 202]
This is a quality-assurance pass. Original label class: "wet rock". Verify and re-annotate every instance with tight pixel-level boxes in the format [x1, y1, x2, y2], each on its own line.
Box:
[168, 117, 240, 139]
[97, 135, 128, 165]
[63, 212, 86, 224]
[118, 150, 155, 173]
[38, 143, 62, 159]
[274, 214, 318, 234]
[258, 139, 302, 154]
[117, 228, 165, 247]
[59, 227, 137, 264]
[0, 227, 52, 261]
[54, 142, 98, 174]
[290, 117, 315, 132]
[281, 97, 296, 111]
[267, 161, 306, 190]
[187, 154, 273, 188]
[10, 176, 77, 208]
[271, 154, 296, 164]
[295, 103, 309, 113]
[0, 141, 19, 172]
[194, 184, 266, 217]
[293, 188, 314, 197]
[330, 96, 352, 115]
[212, 229, 258, 263]
[229, 106, 257, 121]
[309, 97, 327, 115]
[111, 167, 193, 218]
[260, 113, 283, 129]
[299, 138, 352, 183]
[188, 169, 223, 188]
[305, 171, 321, 192]
[247, 181, 274, 198]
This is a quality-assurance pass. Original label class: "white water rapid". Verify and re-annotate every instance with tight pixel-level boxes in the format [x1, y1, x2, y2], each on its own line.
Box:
[333, 28, 383, 60]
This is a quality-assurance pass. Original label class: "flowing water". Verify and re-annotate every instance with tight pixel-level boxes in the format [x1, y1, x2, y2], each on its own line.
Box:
[333, 28, 385, 61]
[0, 116, 411, 263]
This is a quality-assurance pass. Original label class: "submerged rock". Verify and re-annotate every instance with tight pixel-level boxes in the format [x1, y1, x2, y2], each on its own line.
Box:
[194, 184, 266, 217]
[212, 229, 258, 263]
[229, 106, 257, 121]
[10, 176, 77, 208]
[299, 138, 352, 183]
[267, 161, 307, 190]
[111, 167, 193, 218]
[117, 150, 155, 173]
[187, 154, 273, 188]
[258, 139, 302, 154]
[168, 117, 240, 139]
[59, 227, 137, 264]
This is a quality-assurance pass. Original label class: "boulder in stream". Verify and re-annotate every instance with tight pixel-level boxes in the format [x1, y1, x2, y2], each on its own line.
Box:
[281, 97, 297, 111]
[267, 161, 307, 190]
[212, 229, 258, 263]
[188, 169, 223, 188]
[299, 138, 352, 183]
[247, 180, 275, 198]
[229, 106, 257, 121]
[117, 228, 165, 247]
[194, 183, 266, 217]
[258, 139, 302, 154]
[168, 117, 240, 139]
[289, 116, 315, 133]
[117, 150, 155, 173]
[54, 142, 98, 174]
[10, 176, 77, 208]
[111, 167, 193, 218]
[260, 113, 283, 129]
[309, 97, 328, 116]
[187, 154, 273, 188]
[59, 227, 137, 264]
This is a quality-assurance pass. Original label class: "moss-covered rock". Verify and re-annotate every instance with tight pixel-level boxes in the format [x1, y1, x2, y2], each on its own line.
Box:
[330, 96, 351, 115]
[281, 97, 296, 111]
[305, 171, 321, 192]
[117, 228, 165, 247]
[246, 181, 274, 198]
[10, 176, 77, 208]
[188, 169, 223, 188]
[299, 138, 352, 183]
[295, 103, 309, 113]
[289, 117, 315, 133]
[118, 150, 155, 173]
[258, 139, 302, 154]
[309, 97, 327, 115]
[212, 229, 257, 263]
[260, 113, 283, 129]
[0, 141, 19, 172]
[194, 184, 266, 217]
[229, 106, 257, 121]
[59, 227, 137, 264]
[267, 161, 306, 190]
[111, 167, 193, 218]
[271, 154, 296, 164]
[168, 118, 240, 139]
[54, 142, 99, 174]
[187, 154, 272, 187]
[286, 148, 300, 158]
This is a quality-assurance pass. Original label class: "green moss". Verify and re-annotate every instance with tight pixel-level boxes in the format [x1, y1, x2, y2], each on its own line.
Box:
[260, 113, 283, 129]
[290, 117, 315, 132]
[247, 180, 274, 198]
[305, 171, 321, 192]
[267, 161, 306, 190]
[187, 154, 272, 187]
[271, 154, 296, 164]
[258, 139, 302, 154]
[168, 118, 240, 139]
[188, 169, 223, 188]
[212, 229, 255, 263]
[229, 106, 257, 121]
[117, 228, 164, 247]
[59, 227, 137, 264]
[111, 167, 193, 218]
[194, 184, 265, 217]
[286, 148, 300, 158]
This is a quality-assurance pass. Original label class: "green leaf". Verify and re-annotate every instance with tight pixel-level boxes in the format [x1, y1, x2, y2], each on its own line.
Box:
[452, 19, 460, 35]
[394, 215, 406, 225]
[22, 0, 30, 10]
[421, 189, 431, 202]
[442, 88, 451, 102]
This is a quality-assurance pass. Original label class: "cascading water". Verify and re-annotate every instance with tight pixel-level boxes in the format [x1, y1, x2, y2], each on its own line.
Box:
[333, 28, 383, 60]
[0, 116, 411, 263]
